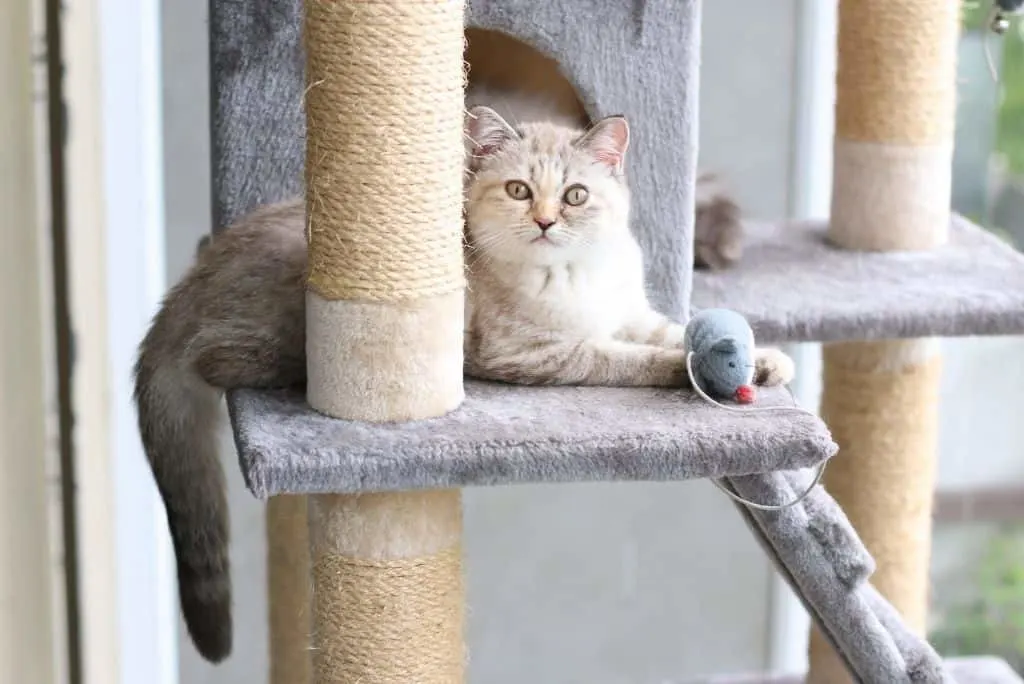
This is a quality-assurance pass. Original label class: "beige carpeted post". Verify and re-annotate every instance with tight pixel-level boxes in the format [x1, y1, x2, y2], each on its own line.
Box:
[267, 496, 311, 684]
[302, 1, 467, 682]
[807, 1, 959, 682]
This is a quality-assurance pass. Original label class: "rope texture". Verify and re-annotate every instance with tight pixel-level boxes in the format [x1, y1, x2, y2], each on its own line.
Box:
[835, 0, 959, 145]
[819, 341, 940, 633]
[304, 0, 467, 303]
[311, 546, 464, 683]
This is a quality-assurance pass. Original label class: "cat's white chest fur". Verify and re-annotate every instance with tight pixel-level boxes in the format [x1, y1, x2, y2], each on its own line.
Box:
[518, 262, 630, 339]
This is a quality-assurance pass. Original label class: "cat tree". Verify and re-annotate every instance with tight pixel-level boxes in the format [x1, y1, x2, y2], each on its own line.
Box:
[207, 0, 1024, 681]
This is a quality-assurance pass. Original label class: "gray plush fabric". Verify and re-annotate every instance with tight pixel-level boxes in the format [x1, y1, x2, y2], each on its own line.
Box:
[227, 380, 836, 498]
[724, 468, 997, 682]
[209, 0, 700, 318]
[699, 657, 1022, 684]
[945, 658, 1024, 684]
[692, 215, 1024, 345]
[209, 0, 305, 229]
[727, 472, 917, 683]
[862, 582, 950, 682]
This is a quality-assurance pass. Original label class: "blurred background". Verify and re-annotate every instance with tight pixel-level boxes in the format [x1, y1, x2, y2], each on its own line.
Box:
[3, 0, 1024, 683]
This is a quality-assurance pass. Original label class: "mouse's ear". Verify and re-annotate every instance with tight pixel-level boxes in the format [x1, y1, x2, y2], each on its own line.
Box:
[711, 336, 738, 354]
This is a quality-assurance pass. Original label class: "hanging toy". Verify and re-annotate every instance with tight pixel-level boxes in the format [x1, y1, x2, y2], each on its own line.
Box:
[683, 307, 757, 404]
[983, 0, 1024, 80]
[991, 0, 1024, 34]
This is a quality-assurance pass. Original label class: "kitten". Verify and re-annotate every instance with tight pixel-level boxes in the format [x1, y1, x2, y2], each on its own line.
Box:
[461, 96, 790, 387]
[133, 90, 788, 664]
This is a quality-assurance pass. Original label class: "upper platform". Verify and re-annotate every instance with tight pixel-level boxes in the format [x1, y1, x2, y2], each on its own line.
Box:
[692, 215, 1024, 344]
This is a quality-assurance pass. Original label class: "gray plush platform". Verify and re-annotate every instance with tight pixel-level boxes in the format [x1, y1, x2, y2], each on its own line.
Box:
[703, 656, 1023, 683]
[227, 380, 837, 498]
[691, 216, 1024, 345]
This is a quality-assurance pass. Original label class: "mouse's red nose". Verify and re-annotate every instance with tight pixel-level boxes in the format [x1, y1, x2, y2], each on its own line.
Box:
[735, 385, 755, 404]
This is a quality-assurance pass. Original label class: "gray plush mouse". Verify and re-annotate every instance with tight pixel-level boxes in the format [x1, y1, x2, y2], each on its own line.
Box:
[683, 307, 756, 404]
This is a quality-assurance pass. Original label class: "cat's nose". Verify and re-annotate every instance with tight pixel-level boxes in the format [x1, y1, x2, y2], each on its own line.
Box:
[534, 218, 556, 231]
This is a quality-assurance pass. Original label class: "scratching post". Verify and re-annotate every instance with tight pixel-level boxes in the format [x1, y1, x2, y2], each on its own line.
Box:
[301, 1, 467, 682]
[307, 492, 464, 682]
[267, 496, 311, 684]
[808, 1, 959, 682]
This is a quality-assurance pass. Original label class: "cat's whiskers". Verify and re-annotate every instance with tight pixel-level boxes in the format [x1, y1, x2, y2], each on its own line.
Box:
[466, 231, 519, 271]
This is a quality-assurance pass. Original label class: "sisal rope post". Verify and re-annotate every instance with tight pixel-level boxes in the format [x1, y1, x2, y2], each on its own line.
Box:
[807, 2, 959, 682]
[267, 496, 311, 684]
[302, 1, 467, 682]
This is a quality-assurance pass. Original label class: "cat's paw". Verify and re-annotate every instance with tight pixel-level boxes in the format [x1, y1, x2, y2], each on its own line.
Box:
[753, 347, 795, 387]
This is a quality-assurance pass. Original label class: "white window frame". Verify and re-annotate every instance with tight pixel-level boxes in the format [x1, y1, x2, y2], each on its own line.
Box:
[767, 0, 838, 676]
[63, 0, 178, 680]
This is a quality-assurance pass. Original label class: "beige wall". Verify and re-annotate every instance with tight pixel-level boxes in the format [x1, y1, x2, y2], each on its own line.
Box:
[0, 0, 64, 680]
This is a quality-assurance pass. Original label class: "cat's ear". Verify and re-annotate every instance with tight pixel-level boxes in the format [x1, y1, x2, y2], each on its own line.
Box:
[465, 106, 519, 166]
[711, 336, 739, 354]
[576, 115, 630, 170]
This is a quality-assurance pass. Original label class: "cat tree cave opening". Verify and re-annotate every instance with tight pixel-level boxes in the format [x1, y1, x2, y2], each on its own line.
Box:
[464, 27, 589, 126]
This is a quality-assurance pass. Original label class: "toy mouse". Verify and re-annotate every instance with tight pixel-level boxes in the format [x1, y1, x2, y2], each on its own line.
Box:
[683, 307, 756, 404]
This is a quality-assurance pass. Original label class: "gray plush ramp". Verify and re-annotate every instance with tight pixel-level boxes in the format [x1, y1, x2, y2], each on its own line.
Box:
[727, 471, 951, 683]
[692, 216, 1024, 345]
[227, 380, 836, 498]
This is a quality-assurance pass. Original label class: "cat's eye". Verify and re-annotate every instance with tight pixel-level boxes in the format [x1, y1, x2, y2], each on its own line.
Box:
[563, 184, 589, 206]
[505, 180, 532, 201]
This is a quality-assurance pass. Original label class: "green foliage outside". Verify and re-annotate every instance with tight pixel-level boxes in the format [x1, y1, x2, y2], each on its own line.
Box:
[926, 12, 1024, 668]
[996, 21, 1024, 173]
[930, 527, 1024, 672]
[962, 1, 1024, 174]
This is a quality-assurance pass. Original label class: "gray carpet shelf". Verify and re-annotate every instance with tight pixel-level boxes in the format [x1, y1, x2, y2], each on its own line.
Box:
[227, 379, 837, 498]
[701, 656, 1024, 684]
[692, 215, 1024, 345]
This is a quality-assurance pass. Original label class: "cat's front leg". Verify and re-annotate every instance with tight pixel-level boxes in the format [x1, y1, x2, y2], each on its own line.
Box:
[469, 335, 690, 388]
[753, 347, 795, 386]
[616, 309, 687, 349]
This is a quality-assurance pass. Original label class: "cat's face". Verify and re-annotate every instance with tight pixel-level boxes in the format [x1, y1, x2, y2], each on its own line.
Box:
[464, 106, 632, 267]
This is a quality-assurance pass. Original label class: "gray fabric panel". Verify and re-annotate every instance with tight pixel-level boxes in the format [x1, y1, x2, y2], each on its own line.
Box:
[692, 215, 1024, 344]
[226, 380, 836, 498]
[209, 0, 306, 229]
[209, 0, 700, 315]
[468, 0, 700, 319]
